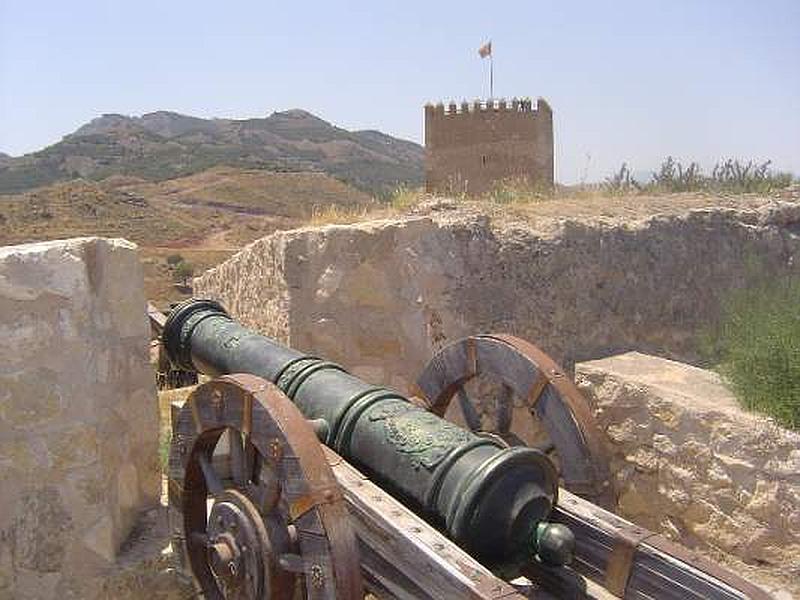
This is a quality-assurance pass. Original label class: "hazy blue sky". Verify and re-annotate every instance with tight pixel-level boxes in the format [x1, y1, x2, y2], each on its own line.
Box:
[1, 0, 798, 183]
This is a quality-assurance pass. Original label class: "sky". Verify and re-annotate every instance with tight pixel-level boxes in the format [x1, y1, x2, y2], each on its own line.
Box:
[1, 0, 798, 183]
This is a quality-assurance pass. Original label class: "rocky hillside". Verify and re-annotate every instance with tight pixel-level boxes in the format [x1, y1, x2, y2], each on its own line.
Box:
[0, 109, 423, 195]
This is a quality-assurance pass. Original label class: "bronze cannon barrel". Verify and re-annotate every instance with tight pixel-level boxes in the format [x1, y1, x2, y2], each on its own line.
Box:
[163, 298, 573, 569]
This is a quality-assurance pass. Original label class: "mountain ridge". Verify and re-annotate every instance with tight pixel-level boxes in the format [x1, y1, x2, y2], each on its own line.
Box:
[0, 109, 424, 195]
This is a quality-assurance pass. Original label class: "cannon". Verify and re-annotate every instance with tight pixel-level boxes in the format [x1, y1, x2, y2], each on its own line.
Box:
[158, 299, 770, 600]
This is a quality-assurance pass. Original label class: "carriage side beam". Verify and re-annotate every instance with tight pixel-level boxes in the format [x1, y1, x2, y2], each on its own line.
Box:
[322, 446, 614, 600]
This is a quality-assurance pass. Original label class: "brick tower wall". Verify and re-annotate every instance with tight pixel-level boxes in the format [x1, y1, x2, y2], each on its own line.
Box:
[424, 98, 554, 195]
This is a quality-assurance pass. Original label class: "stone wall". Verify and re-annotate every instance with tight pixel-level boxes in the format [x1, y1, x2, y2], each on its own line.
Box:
[195, 200, 800, 391]
[575, 352, 799, 597]
[0, 237, 161, 599]
[425, 99, 554, 195]
[196, 216, 471, 390]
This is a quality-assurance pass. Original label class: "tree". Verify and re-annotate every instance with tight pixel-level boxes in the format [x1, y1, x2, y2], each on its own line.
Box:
[173, 261, 195, 287]
[166, 253, 184, 266]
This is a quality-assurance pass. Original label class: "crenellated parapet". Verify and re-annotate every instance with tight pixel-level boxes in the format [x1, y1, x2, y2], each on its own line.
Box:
[424, 97, 550, 118]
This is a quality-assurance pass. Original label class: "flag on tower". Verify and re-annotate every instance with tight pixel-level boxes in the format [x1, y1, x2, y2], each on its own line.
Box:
[478, 41, 492, 58]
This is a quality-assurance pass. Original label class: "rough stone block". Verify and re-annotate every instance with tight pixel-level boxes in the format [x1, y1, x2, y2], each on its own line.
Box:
[576, 352, 800, 597]
[0, 237, 159, 599]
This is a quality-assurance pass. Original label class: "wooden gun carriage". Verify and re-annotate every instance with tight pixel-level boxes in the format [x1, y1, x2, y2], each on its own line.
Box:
[150, 300, 767, 600]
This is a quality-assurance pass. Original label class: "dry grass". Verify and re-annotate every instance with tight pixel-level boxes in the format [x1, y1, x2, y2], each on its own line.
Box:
[140, 247, 236, 306]
[123, 166, 374, 218]
[306, 185, 430, 225]
[481, 184, 800, 229]
[308, 204, 377, 225]
[480, 177, 554, 205]
[0, 179, 196, 247]
[389, 185, 426, 211]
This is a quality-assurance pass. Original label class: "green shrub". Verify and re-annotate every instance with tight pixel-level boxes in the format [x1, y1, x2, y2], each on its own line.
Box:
[651, 156, 703, 192]
[485, 177, 552, 204]
[602, 162, 642, 194]
[710, 159, 794, 193]
[388, 184, 423, 211]
[707, 276, 800, 429]
[165, 253, 184, 266]
[603, 157, 794, 195]
[172, 261, 195, 286]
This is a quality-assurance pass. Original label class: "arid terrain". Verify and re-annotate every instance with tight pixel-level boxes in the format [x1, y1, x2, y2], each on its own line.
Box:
[0, 108, 427, 304]
[0, 166, 380, 303]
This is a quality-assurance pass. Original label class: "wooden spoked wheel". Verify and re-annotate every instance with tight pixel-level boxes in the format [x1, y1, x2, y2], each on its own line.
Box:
[415, 334, 613, 506]
[169, 373, 363, 599]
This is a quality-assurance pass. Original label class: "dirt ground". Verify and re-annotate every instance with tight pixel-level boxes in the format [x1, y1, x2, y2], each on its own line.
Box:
[466, 186, 800, 232]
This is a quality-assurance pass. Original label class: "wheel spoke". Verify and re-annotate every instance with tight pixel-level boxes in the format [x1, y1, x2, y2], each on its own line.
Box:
[175, 375, 363, 598]
[229, 428, 247, 486]
[416, 335, 614, 506]
[278, 553, 305, 574]
[198, 453, 224, 495]
[245, 436, 256, 482]
[496, 384, 514, 433]
[250, 457, 281, 513]
[456, 387, 482, 431]
[190, 531, 211, 546]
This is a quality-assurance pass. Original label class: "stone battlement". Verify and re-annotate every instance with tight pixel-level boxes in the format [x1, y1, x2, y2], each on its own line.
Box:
[424, 97, 549, 117]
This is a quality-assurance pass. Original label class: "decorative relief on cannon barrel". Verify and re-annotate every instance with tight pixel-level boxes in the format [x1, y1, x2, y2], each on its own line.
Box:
[368, 402, 473, 470]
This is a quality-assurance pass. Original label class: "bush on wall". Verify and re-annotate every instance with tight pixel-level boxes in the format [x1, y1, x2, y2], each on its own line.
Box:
[706, 276, 800, 429]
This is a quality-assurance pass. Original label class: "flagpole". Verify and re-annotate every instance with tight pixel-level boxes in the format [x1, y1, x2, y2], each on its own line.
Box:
[478, 40, 493, 98]
[490, 54, 493, 99]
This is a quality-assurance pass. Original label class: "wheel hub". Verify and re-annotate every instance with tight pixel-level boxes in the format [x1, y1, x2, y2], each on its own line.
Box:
[207, 534, 241, 587]
[205, 489, 287, 598]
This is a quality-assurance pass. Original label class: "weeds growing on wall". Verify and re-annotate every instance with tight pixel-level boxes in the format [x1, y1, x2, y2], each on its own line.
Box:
[603, 163, 642, 195]
[708, 159, 794, 193]
[303, 185, 429, 225]
[603, 156, 794, 194]
[703, 276, 800, 430]
[651, 156, 704, 192]
[484, 177, 553, 204]
[389, 184, 424, 211]
[309, 203, 374, 225]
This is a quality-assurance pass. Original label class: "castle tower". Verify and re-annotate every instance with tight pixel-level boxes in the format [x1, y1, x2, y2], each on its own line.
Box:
[424, 97, 554, 195]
